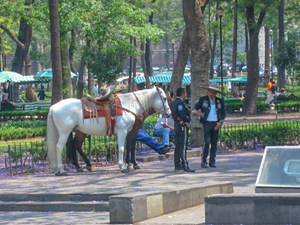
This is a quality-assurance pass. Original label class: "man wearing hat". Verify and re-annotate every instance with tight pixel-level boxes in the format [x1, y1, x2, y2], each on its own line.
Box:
[193, 85, 226, 168]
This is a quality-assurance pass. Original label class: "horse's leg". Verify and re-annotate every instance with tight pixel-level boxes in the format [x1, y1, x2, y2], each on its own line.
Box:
[66, 132, 79, 170]
[126, 115, 145, 170]
[55, 133, 70, 176]
[125, 137, 137, 171]
[131, 140, 140, 169]
[74, 132, 92, 172]
[117, 130, 129, 173]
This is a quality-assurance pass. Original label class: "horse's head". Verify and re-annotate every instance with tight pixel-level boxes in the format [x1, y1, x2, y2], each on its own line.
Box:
[153, 86, 172, 117]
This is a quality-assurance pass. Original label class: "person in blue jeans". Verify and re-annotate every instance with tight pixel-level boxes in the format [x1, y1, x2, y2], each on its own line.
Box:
[153, 115, 175, 148]
[136, 129, 170, 155]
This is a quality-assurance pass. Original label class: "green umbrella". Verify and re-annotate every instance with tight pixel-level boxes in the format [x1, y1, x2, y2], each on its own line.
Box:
[34, 68, 77, 79]
[0, 71, 21, 83]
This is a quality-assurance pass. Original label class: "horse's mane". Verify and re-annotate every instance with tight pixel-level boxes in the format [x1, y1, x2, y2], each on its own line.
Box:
[119, 87, 158, 114]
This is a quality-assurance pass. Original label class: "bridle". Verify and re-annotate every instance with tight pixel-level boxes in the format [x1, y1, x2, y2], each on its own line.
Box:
[154, 86, 171, 116]
[133, 87, 170, 117]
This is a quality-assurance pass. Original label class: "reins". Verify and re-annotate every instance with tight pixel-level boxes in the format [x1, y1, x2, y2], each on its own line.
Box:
[114, 87, 169, 118]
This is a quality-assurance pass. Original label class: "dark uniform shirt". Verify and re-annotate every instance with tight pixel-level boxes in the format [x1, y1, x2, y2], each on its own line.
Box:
[172, 97, 191, 125]
[194, 95, 226, 124]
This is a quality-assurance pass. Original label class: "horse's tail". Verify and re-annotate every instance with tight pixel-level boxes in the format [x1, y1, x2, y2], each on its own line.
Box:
[46, 108, 59, 170]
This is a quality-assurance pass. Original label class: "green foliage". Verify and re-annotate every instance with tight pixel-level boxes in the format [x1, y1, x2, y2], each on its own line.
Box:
[220, 120, 300, 148]
[0, 121, 46, 141]
[276, 101, 300, 112]
[224, 99, 270, 113]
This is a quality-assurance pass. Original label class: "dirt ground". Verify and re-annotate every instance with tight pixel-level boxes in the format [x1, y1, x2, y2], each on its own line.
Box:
[225, 111, 300, 124]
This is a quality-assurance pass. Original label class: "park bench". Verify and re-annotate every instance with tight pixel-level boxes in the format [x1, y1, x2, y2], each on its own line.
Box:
[15, 102, 51, 111]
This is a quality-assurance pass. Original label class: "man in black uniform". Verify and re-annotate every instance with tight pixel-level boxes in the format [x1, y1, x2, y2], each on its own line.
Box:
[193, 85, 226, 168]
[171, 87, 195, 172]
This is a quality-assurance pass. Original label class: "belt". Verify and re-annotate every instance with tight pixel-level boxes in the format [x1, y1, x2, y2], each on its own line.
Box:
[205, 121, 217, 124]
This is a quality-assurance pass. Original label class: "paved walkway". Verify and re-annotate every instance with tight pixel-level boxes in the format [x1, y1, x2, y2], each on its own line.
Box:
[0, 148, 264, 224]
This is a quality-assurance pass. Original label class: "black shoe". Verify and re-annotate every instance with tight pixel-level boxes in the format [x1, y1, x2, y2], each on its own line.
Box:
[162, 147, 171, 155]
[209, 163, 216, 168]
[184, 167, 195, 172]
[201, 162, 208, 168]
[174, 165, 183, 172]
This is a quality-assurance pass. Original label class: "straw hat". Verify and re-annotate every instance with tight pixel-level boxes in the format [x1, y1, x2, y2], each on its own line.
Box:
[205, 85, 224, 95]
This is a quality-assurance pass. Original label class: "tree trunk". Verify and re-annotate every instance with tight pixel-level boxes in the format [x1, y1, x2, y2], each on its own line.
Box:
[170, 27, 190, 96]
[69, 29, 76, 73]
[49, 0, 63, 104]
[231, 0, 238, 78]
[242, 5, 266, 115]
[62, 39, 73, 98]
[264, 27, 270, 86]
[77, 51, 87, 99]
[145, 12, 154, 77]
[277, 0, 286, 89]
[140, 43, 151, 89]
[164, 34, 170, 71]
[183, 0, 210, 147]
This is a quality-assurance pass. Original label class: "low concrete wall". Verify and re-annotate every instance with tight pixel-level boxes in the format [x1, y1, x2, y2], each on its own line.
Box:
[109, 182, 233, 224]
[256, 186, 300, 193]
[136, 148, 201, 163]
[205, 193, 300, 224]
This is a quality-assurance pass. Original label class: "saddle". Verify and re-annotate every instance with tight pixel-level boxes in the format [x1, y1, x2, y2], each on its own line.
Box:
[81, 85, 122, 136]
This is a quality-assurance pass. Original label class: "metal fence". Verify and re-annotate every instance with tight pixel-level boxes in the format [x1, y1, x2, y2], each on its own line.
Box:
[219, 120, 300, 149]
[2, 120, 300, 176]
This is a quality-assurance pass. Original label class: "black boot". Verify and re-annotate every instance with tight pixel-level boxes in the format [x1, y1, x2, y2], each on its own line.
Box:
[183, 162, 195, 172]
[174, 165, 183, 172]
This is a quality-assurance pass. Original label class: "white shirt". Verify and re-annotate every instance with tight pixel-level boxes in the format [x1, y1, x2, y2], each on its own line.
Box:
[155, 115, 174, 129]
[207, 99, 218, 122]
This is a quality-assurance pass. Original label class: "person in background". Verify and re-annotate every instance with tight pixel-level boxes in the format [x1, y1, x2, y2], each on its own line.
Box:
[171, 87, 195, 172]
[153, 114, 175, 148]
[37, 86, 47, 101]
[265, 78, 273, 104]
[136, 129, 171, 155]
[193, 85, 226, 168]
[94, 83, 99, 97]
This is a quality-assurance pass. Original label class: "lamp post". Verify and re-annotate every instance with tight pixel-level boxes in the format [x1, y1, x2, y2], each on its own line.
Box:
[217, 6, 224, 95]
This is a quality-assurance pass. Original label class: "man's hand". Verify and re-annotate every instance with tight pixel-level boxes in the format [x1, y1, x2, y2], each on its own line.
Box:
[214, 122, 223, 130]
[192, 109, 201, 117]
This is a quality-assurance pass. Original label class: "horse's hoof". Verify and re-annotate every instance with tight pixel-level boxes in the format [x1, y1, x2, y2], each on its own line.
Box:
[55, 171, 68, 176]
[128, 163, 134, 171]
[121, 168, 130, 173]
[133, 164, 141, 170]
[76, 168, 84, 173]
[86, 166, 92, 172]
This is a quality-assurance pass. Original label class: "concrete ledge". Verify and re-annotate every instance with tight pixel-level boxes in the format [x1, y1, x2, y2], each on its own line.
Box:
[256, 186, 300, 193]
[136, 148, 201, 163]
[109, 182, 233, 224]
[205, 193, 300, 224]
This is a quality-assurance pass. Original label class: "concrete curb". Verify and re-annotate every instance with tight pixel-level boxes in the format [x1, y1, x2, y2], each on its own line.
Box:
[205, 193, 300, 224]
[136, 148, 202, 163]
[109, 182, 233, 224]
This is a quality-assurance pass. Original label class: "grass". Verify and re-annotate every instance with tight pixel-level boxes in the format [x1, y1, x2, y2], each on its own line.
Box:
[0, 137, 44, 153]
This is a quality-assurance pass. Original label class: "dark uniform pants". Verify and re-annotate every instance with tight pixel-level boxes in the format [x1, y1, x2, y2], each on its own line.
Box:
[174, 123, 188, 169]
[202, 122, 219, 164]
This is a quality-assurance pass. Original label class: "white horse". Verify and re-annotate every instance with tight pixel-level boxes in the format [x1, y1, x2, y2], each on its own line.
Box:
[47, 87, 171, 175]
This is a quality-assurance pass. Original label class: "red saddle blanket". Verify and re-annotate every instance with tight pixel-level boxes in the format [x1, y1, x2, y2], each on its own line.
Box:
[81, 97, 123, 119]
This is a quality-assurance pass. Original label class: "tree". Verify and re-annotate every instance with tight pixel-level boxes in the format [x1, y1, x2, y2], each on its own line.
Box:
[178, 0, 210, 147]
[276, 0, 286, 89]
[49, 0, 63, 104]
[242, 2, 267, 115]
